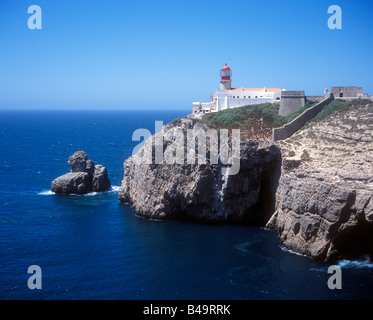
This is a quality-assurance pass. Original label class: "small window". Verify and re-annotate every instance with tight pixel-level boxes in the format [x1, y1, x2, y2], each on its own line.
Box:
[244, 96, 246, 99]
[249, 96, 251, 98]
[233, 96, 235, 98]
[255, 96, 258, 99]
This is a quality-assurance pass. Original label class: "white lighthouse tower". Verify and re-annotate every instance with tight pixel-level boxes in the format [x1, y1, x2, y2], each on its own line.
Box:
[220, 63, 232, 90]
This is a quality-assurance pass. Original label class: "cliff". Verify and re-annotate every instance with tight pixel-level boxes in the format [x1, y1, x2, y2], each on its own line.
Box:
[267, 100, 373, 261]
[118, 120, 281, 224]
[118, 99, 373, 261]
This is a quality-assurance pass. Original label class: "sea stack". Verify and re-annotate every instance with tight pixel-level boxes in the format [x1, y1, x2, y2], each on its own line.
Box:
[51, 151, 111, 194]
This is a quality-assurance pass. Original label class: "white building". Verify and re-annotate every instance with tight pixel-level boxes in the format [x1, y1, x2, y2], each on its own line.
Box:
[193, 63, 284, 115]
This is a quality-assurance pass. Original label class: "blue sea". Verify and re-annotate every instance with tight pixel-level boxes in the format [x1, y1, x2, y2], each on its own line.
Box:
[0, 110, 372, 300]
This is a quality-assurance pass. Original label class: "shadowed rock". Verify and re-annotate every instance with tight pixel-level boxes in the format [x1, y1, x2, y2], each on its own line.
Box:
[92, 165, 111, 192]
[51, 172, 91, 194]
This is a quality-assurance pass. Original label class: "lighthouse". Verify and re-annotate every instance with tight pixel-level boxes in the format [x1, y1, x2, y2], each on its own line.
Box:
[220, 63, 232, 90]
[192, 63, 283, 116]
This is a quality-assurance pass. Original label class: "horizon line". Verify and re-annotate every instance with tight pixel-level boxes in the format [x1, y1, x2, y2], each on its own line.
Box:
[0, 108, 191, 111]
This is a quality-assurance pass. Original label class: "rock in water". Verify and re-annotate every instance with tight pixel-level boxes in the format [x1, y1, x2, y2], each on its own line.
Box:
[51, 151, 111, 194]
[68, 151, 95, 178]
[51, 172, 91, 194]
[92, 165, 111, 192]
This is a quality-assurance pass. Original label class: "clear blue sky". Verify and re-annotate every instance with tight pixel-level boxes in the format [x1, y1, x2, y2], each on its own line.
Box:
[0, 0, 372, 110]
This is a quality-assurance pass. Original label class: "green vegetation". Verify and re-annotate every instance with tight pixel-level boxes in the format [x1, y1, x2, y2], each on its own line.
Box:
[200, 103, 285, 129]
[200, 100, 320, 131]
[195, 98, 372, 140]
[200, 99, 372, 131]
[288, 151, 296, 157]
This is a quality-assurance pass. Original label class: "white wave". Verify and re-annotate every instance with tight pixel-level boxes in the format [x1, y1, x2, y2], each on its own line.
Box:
[38, 186, 121, 196]
[38, 190, 55, 195]
[75, 185, 121, 196]
[338, 256, 373, 269]
[279, 245, 310, 258]
[85, 192, 99, 196]
[81, 186, 121, 196]
[310, 256, 373, 272]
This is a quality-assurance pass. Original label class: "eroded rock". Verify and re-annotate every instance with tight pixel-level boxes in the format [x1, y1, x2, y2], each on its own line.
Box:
[51, 151, 111, 194]
[51, 172, 91, 194]
[118, 121, 282, 223]
[267, 102, 373, 261]
[92, 165, 111, 192]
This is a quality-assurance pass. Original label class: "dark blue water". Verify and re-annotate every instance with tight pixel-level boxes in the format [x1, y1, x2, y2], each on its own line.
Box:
[0, 110, 372, 300]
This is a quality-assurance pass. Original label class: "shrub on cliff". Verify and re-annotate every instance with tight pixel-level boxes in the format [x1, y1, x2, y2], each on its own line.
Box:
[201, 103, 284, 128]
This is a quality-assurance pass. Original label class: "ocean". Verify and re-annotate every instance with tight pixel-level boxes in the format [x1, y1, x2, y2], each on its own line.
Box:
[0, 110, 372, 300]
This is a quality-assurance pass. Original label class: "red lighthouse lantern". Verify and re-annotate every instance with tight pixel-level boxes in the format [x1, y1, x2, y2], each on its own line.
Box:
[220, 63, 232, 80]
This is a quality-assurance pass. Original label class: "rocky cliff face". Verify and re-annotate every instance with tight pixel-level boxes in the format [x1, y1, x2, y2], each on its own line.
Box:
[119, 121, 281, 224]
[119, 101, 373, 261]
[266, 101, 373, 261]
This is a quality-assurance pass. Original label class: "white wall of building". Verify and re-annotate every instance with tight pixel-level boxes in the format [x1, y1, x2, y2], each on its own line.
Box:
[193, 74, 283, 115]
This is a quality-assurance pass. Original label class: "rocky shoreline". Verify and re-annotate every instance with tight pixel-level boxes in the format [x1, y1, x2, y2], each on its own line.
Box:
[119, 100, 373, 261]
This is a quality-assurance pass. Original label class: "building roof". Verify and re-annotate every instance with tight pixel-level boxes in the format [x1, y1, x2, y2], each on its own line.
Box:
[221, 63, 231, 70]
[229, 88, 282, 93]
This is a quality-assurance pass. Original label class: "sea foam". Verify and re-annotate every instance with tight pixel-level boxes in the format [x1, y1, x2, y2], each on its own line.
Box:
[38, 186, 121, 196]
[338, 256, 373, 269]
[38, 190, 55, 195]
[279, 245, 310, 258]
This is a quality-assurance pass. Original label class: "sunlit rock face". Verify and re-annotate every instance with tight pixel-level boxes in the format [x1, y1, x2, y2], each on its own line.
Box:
[119, 120, 281, 224]
[267, 102, 373, 261]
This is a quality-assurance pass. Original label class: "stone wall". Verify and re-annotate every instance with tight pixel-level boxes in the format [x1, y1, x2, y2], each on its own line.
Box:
[273, 93, 334, 141]
[306, 96, 324, 102]
[331, 87, 363, 98]
[279, 91, 306, 116]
